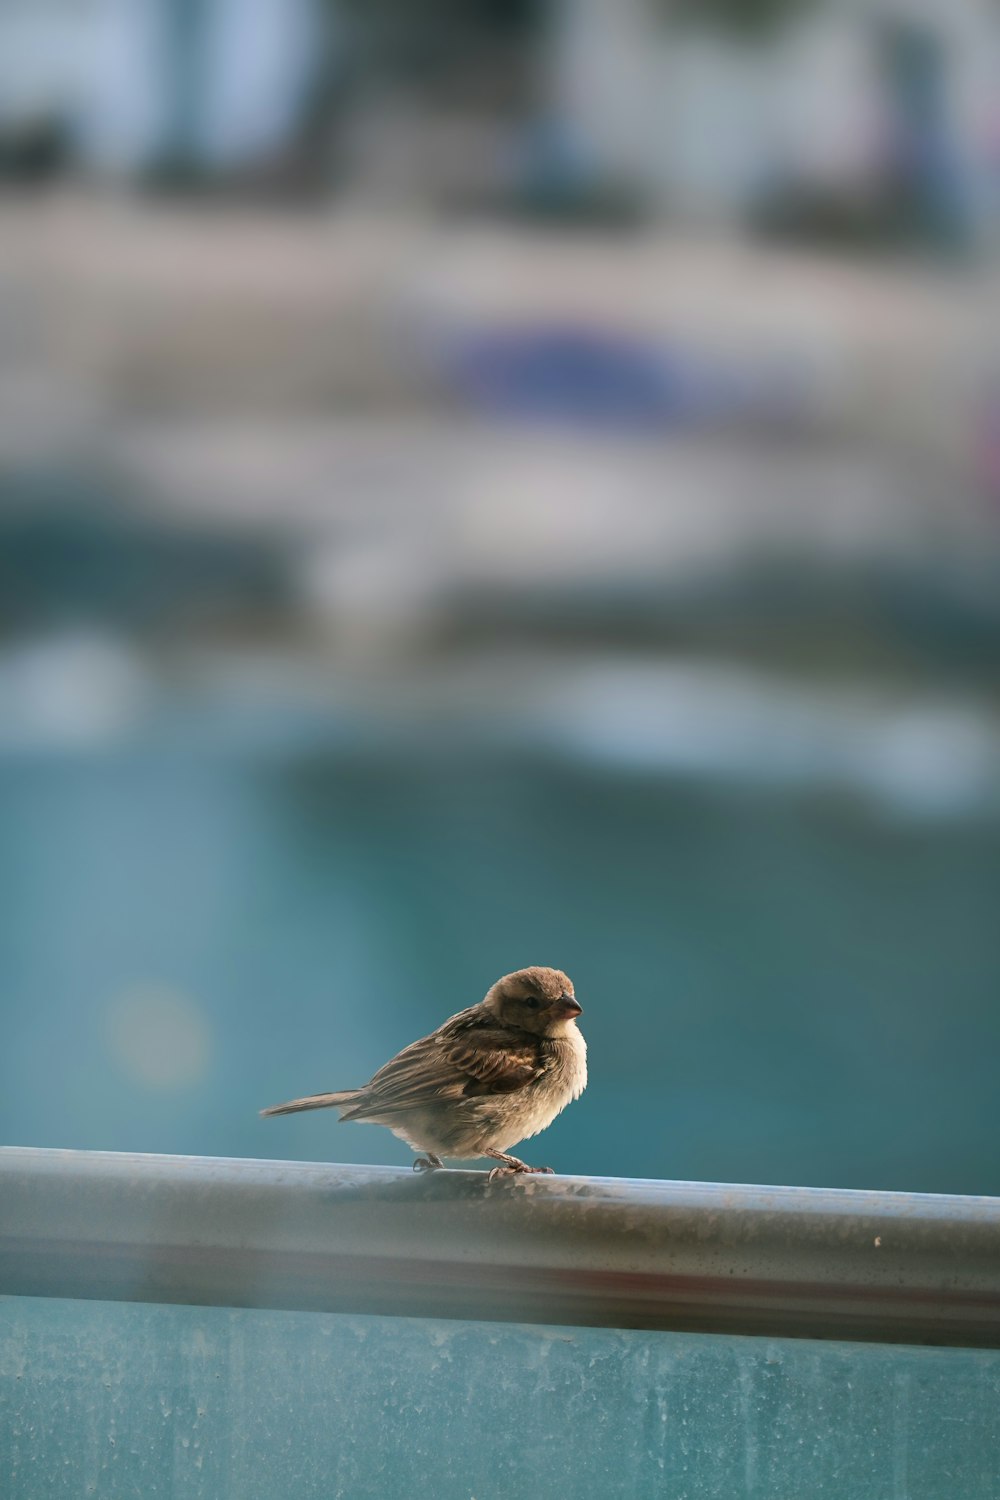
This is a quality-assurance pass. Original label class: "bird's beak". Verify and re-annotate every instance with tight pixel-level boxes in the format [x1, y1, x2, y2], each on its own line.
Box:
[558, 994, 583, 1018]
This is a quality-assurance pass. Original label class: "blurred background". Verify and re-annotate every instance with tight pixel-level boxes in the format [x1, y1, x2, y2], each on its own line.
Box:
[0, 0, 998, 1194]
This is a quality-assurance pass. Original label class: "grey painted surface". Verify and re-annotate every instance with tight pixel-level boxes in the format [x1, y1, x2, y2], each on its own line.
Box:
[2, 1295, 999, 1499]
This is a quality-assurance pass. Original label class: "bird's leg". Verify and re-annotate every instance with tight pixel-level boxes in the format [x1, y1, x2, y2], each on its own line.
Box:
[412, 1153, 444, 1173]
[485, 1150, 554, 1182]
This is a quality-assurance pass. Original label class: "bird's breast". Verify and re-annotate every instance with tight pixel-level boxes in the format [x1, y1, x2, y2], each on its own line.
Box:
[543, 1027, 588, 1105]
[493, 1028, 586, 1145]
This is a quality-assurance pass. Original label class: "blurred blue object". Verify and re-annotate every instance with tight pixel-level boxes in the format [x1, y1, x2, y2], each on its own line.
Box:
[449, 325, 678, 426]
[441, 325, 774, 429]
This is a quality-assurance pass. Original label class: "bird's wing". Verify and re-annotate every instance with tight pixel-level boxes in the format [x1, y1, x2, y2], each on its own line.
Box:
[340, 1009, 545, 1120]
[446, 1030, 544, 1096]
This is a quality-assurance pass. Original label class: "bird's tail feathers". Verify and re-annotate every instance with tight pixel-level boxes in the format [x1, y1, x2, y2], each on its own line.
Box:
[260, 1090, 359, 1118]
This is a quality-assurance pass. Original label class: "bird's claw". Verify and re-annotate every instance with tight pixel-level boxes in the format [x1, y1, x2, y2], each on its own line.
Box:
[412, 1155, 443, 1173]
[487, 1163, 554, 1182]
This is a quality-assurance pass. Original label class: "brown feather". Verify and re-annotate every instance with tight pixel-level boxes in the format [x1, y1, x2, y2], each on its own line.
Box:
[259, 1089, 358, 1117]
[340, 1009, 545, 1120]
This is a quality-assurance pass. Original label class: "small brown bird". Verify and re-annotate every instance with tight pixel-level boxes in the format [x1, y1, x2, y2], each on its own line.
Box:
[261, 966, 586, 1178]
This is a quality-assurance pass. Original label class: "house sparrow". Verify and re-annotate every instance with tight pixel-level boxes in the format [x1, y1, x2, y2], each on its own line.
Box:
[260, 966, 586, 1178]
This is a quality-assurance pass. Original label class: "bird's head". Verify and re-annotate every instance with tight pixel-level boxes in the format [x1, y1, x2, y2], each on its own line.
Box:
[485, 966, 582, 1037]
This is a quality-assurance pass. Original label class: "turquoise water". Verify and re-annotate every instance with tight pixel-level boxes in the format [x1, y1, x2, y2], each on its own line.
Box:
[1, 744, 998, 1194]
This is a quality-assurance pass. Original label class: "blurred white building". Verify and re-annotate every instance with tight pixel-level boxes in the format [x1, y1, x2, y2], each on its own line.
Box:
[0, 0, 996, 245]
[0, 0, 323, 174]
[549, 0, 1000, 242]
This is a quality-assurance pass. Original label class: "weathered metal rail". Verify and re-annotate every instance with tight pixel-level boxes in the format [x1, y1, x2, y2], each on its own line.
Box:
[1, 1147, 998, 1346]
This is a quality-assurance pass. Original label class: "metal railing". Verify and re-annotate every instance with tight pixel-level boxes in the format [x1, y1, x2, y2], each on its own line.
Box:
[1, 1147, 998, 1347]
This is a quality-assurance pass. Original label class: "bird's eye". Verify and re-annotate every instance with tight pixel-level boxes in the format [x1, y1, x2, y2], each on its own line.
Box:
[523, 996, 541, 1010]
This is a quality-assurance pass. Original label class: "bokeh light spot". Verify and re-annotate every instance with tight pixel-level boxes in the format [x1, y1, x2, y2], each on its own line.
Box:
[105, 984, 212, 1091]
